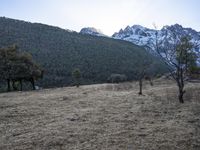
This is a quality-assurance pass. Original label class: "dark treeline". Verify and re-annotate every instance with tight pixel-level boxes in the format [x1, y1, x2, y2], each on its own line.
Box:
[0, 17, 168, 88]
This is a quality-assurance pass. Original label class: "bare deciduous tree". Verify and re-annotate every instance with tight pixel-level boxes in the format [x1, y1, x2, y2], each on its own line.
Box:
[136, 56, 154, 95]
[152, 28, 198, 103]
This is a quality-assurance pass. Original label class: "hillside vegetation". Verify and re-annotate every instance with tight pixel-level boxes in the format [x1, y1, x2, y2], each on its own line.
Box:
[0, 79, 200, 149]
[0, 17, 167, 88]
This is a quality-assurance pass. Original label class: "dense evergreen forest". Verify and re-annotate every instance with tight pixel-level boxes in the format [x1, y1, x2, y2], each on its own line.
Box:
[0, 17, 167, 88]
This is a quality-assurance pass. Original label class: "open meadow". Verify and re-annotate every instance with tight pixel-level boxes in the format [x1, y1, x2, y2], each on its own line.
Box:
[0, 79, 200, 150]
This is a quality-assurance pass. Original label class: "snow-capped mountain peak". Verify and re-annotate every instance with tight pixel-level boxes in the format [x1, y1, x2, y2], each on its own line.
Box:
[113, 24, 200, 49]
[113, 24, 200, 64]
[80, 27, 106, 37]
[113, 25, 157, 46]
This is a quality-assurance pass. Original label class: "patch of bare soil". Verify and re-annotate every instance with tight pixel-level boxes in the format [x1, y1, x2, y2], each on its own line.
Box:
[0, 79, 200, 150]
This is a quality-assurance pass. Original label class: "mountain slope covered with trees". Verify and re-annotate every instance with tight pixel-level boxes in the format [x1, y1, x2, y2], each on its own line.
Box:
[0, 17, 167, 88]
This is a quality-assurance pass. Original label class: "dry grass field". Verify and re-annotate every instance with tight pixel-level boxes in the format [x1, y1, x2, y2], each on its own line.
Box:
[0, 79, 200, 150]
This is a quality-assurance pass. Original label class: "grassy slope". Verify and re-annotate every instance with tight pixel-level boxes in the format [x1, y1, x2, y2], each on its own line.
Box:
[0, 79, 200, 149]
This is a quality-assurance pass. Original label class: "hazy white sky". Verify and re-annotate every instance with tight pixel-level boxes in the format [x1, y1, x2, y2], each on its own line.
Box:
[0, 0, 200, 35]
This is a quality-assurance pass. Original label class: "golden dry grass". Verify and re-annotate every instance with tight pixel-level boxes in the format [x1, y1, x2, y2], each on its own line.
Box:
[0, 79, 200, 150]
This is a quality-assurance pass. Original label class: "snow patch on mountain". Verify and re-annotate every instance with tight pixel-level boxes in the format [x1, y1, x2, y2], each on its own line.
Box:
[80, 27, 106, 37]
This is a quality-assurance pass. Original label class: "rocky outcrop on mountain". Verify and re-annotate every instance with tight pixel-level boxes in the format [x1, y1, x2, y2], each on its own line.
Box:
[80, 27, 106, 37]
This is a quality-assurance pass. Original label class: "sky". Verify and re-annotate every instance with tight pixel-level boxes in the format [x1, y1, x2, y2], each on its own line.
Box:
[0, 0, 200, 36]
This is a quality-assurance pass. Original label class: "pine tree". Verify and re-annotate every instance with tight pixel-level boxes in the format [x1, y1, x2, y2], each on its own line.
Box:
[72, 68, 81, 87]
[0, 45, 43, 91]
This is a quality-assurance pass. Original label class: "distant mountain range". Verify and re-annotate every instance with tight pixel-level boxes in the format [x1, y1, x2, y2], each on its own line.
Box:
[2, 16, 199, 88]
[113, 24, 200, 64]
[80, 24, 200, 50]
[0, 17, 167, 88]
[112, 24, 200, 51]
[80, 24, 200, 63]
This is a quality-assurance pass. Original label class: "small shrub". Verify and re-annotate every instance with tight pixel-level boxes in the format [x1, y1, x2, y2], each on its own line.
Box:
[72, 68, 81, 87]
[107, 74, 127, 83]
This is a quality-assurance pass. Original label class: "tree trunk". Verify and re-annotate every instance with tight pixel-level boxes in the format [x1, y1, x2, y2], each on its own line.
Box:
[76, 82, 79, 87]
[179, 67, 185, 103]
[174, 66, 185, 103]
[149, 78, 153, 86]
[76, 79, 80, 88]
[31, 78, 36, 90]
[20, 79, 23, 91]
[178, 93, 184, 103]
[176, 78, 185, 103]
[7, 79, 11, 92]
[12, 80, 17, 91]
[178, 86, 185, 103]
[138, 79, 142, 95]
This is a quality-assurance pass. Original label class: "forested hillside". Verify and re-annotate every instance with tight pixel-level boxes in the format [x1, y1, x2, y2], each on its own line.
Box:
[0, 17, 167, 88]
